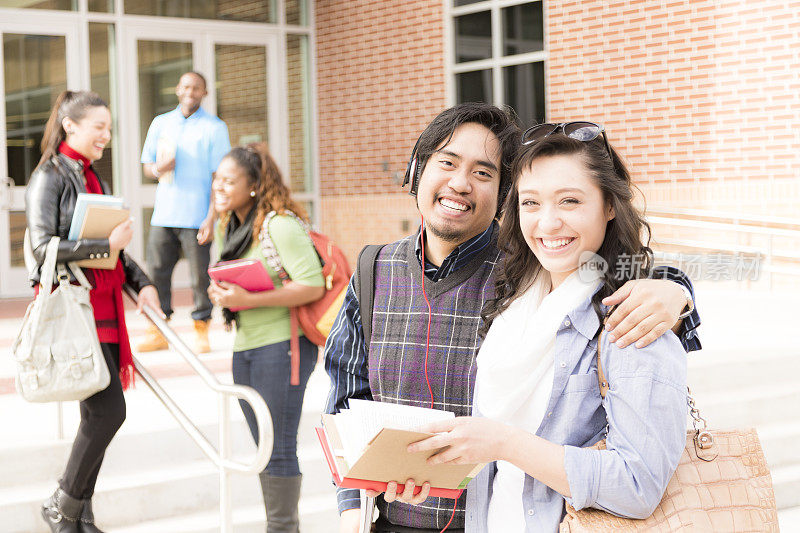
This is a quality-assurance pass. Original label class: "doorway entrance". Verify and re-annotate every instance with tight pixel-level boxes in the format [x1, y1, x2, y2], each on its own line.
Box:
[0, 9, 291, 298]
[0, 12, 82, 297]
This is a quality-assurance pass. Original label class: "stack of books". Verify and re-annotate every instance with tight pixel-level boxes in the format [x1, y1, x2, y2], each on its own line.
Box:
[68, 193, 128, 269]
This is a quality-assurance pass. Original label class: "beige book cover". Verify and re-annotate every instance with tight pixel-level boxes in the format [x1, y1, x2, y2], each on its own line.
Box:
[156, 136, 176, 184]
[75, 205, 129, 270]
[319, 413, 485, 496]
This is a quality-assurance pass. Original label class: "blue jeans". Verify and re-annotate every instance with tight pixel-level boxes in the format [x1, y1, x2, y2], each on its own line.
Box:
[146, 225, 212, 321]
[232, 337, 316, 477]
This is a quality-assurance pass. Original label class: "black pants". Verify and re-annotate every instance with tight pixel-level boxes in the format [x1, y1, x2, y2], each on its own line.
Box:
[146, 225, 212, 321]
[59, 343, 126, 499]
[374, 516, 464, 533]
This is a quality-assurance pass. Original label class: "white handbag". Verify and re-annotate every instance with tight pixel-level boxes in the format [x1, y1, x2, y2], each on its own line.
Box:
[11, 236, 110, 402]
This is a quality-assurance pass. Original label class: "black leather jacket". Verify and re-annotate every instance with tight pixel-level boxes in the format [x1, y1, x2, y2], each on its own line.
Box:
[25, 153, 153, 293]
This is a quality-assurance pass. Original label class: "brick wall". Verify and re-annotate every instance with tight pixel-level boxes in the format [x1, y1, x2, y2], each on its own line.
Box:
[316, 0, 800, 262]
[316, 0, 447, 263]
[547, 0, 800, 213]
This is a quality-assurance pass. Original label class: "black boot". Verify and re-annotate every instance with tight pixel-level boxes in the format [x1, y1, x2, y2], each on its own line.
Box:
[79, 499, 105, 533]
[41, 488, 82, 533]
[259, 472, 302, 532]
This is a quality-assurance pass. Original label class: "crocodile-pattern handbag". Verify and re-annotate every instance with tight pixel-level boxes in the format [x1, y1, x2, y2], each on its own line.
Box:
[559, 334, 779, 532]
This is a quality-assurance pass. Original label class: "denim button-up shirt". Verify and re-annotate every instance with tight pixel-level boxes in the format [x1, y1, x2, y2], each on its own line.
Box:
[466, 293, 688, 532]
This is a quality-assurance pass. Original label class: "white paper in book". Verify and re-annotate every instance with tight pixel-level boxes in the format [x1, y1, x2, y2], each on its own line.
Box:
[334, 399, 455, 468]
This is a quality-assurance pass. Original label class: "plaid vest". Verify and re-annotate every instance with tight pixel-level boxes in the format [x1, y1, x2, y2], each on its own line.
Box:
[367, 234, 501, 530]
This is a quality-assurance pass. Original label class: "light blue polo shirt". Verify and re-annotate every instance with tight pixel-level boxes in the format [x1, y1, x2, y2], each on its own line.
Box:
[141, 106, 231, 229]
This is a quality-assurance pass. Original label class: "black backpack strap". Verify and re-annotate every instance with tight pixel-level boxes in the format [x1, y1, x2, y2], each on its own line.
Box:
[354, 244, 384, 355]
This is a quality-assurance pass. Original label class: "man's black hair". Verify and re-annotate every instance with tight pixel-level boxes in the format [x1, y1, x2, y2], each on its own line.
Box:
[180, 70, 208, 89]
[415, 102, 521, 217]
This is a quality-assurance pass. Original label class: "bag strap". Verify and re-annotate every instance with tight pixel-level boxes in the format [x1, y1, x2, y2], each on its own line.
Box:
[289, 309, 300, 386]
[28, 237, 62, 337]
[65, 261, 92, 290]
[596, 328, 716, 457]
[259, 210, 309, 386]
[260, 210, 312, 282]
[355, 244, 384, 355]
[260, 212, 289, 281]
[595, 330, 610, 399]
[39, 236, 61, 295]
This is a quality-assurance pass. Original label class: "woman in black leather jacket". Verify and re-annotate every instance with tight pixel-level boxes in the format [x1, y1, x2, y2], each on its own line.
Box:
[25, 90, 162, 533]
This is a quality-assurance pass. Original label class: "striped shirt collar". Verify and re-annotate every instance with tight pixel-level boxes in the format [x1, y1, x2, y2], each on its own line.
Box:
[414, 222, 496, 282]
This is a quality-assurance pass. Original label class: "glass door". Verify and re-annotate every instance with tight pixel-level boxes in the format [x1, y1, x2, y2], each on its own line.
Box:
[0, 13, 81, 297]
[119, 22, 282, 270]
[209, 31, 285, 178]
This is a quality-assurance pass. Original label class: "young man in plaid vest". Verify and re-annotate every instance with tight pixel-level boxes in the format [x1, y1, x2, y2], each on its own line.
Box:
[324, 103, 700, 533]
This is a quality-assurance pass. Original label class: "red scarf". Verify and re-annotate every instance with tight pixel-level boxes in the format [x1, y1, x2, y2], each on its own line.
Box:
[58, 142, 135, 389]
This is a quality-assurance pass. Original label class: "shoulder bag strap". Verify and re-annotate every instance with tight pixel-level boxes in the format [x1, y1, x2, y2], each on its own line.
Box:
[595, 330, 610, 399]
[355, 244, 384, 355]
[596, 327, 715, 457]
[65, 262, 93, 289]
[260, 211, 289, 281]
[39, 237, 61, 297]
[27, 237, 63, 340]
[260, 210, 305, 386]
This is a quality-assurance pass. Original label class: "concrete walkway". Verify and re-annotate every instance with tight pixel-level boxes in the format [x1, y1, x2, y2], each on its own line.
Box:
[2, 282, 799, 531]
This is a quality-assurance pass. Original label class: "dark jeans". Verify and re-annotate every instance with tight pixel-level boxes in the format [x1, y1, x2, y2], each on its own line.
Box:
[232, 337, 316, 477]
[146, 225, 212, 321]
[60, 343, 125, 499]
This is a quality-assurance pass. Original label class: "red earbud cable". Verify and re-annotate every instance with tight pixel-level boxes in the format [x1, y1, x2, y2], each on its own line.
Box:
[420, 216, 459, 533]
[419, 215, 435, 410]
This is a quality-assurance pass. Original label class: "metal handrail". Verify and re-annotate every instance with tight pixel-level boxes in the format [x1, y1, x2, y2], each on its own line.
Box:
[122, 284, 272, 532]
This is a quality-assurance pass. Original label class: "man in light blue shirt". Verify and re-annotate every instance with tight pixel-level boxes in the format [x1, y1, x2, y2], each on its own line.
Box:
[138, 71, 230, 353]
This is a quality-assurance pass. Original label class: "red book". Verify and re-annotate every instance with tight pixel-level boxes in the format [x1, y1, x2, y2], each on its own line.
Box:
[208, 259, 274, 311]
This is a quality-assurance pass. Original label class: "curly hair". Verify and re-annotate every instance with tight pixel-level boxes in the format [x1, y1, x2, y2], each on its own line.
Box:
[480, 133, 653, 336]
[218, 142, 308, 238]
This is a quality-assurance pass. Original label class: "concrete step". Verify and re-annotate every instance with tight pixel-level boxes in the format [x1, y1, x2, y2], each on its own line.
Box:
[0, 362, 336, 532]
[687, 348, 800, 393]
[112, 492, 338, 533]
[0, 421, 258, 487]
[759, 421, 800, 470]
[779, 506, 800, 532]
[0, 459, 259, 533]
[0, 443, 333, 533]
[772, 463, 800, 510]
[691, 382, 800, 429]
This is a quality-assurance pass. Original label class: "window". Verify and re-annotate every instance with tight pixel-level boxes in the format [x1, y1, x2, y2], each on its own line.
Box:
[124, 0, 277, 23]
[449, 0, 545, 127]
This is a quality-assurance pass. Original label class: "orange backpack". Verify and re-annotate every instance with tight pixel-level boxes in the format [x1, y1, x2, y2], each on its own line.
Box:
[260, 212, 351, 384]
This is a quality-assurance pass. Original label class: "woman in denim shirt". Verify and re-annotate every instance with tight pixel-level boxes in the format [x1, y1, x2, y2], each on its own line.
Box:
[409, 125, 688, 532]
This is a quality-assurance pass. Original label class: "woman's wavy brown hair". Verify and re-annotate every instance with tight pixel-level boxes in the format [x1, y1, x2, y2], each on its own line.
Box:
[480, 133, 653, 336]
[218, 142, 309, 238]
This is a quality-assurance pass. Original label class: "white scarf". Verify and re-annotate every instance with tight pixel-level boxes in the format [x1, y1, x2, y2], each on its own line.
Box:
[476, 270, 601, 532]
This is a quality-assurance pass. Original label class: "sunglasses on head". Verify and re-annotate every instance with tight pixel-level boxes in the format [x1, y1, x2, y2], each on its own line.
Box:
[521, 121, 613, 160]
